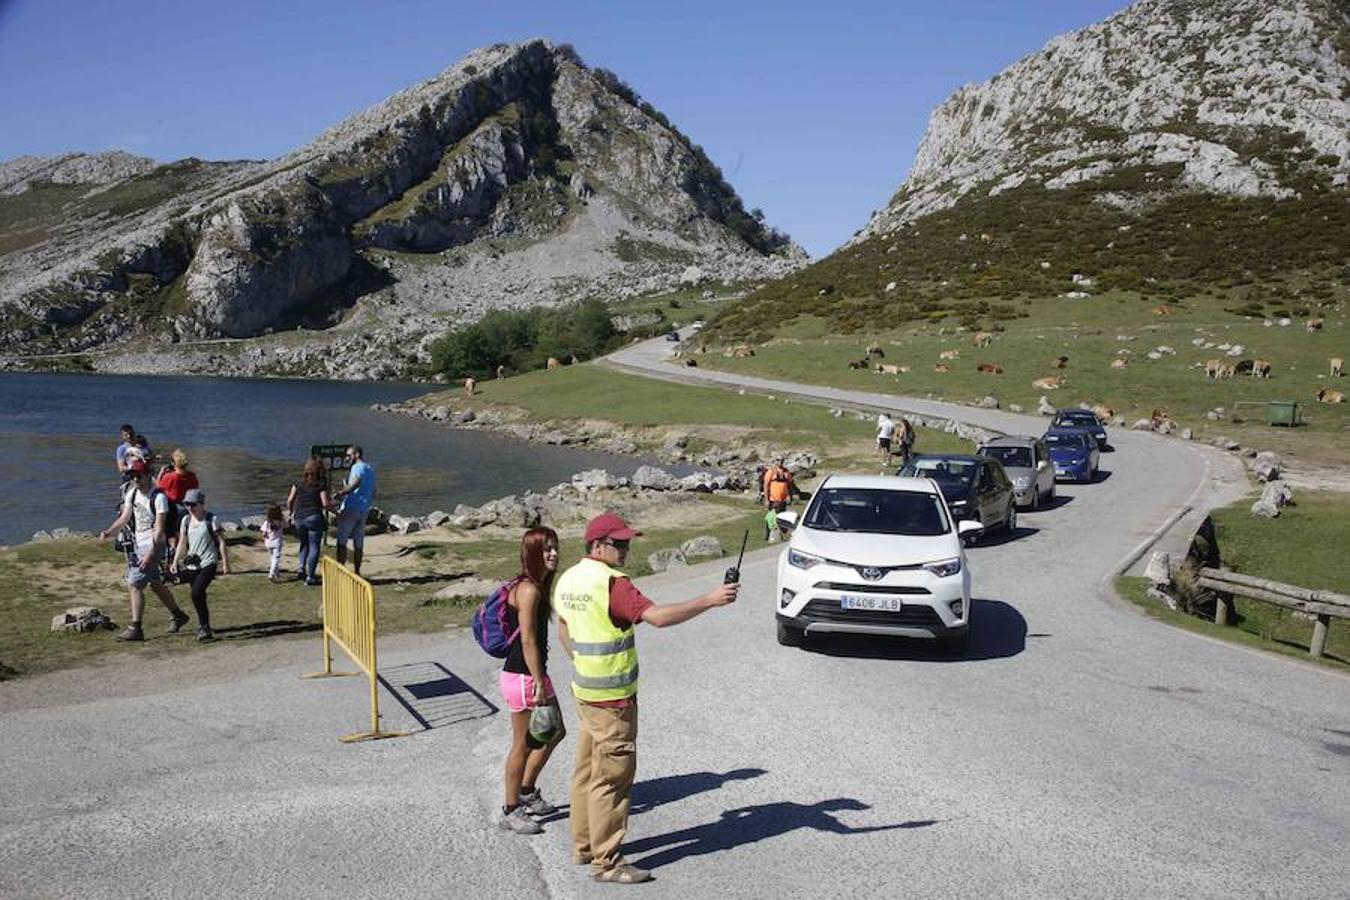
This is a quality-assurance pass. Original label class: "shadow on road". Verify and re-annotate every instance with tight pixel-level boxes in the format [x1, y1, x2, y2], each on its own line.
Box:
[629, 798, 937, 871]
[632, 768, 768, 815]
[378, 661, 498, 730]
[1025, 494, 1073, 512]
[215, 619, 322, 640]
[970, 525, 1040, 547]
[1091, 469, 1113, 483]
[803, 598, 1026, 662]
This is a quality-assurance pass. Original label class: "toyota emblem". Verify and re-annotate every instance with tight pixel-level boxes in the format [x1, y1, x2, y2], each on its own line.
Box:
[859, 566, 884, 581]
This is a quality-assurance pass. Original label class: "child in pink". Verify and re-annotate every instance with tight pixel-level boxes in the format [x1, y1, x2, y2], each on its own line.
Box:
[263, 505, 285, 582]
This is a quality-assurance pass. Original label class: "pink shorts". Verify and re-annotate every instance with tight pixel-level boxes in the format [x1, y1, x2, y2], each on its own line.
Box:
[498, 671, 556, 713]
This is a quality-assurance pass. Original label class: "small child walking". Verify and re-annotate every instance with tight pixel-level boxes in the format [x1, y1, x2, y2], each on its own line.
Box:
[263, 505, 285, 582]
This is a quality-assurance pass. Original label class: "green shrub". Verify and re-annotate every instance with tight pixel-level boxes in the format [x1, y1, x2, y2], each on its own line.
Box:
[427, 298, 619, 379]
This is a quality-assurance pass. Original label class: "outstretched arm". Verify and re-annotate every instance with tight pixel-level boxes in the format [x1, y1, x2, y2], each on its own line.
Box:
[640, 583, 738, 628]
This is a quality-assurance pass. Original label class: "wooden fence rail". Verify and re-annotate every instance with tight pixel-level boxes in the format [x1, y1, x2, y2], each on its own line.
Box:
[1197, 567, 1350, 658]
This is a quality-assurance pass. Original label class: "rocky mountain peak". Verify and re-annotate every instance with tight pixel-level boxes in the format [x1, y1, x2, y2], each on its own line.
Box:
[0, 39, 800, 377]
[861, 0, 1350, 238]
[0, 151, 158, 196]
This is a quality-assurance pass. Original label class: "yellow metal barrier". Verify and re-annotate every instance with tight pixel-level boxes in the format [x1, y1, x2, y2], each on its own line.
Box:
[302, 556, 407, 742]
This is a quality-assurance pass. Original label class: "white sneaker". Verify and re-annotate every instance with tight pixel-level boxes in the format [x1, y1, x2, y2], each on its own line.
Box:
[499, 806, 543, 835]
[519, 788, 557, 816]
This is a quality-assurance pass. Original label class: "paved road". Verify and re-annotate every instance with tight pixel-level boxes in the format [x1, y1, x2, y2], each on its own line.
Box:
[2, 342, 1347, 899]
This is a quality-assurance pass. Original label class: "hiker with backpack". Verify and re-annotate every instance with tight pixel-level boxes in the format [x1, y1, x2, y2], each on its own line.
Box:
[473, 527, 567, 835]
[170, 488, 230, 643]
[99, 458, 191, 642]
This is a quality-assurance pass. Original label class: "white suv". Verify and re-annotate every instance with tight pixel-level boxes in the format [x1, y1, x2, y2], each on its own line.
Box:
[775, 475, 979, 650]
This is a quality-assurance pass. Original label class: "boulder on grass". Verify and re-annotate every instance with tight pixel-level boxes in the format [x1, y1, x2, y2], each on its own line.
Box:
[50, 606, 116, 633]
[647, 549, 688, 573]
[631, 465, 678, 491]
[680, 536, 724, 560]
[1251, 452, 1281, 483]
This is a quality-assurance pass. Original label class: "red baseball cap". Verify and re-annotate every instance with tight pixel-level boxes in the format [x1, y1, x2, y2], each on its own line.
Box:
[126, 459, 148, 476]
[584, 512, 642, 543]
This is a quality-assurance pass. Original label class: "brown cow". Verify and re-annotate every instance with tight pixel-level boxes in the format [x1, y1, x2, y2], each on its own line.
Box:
[1151, 305, 1174, 316]
[1150, 407, 1171, 428]
[1252, 359, 1272, 379]
[546, 357, 561, 370]
[1316, 387, 1344, 403]
[1331, 357, 1344, 378]
[1091, 404, 1114, 421]
[1204, 359, 1225, 379]
[1306, 317, 1324, 333]
[865, 343, 885, 357]
[938, 349, 960, 361]
[975, 363, 1004, 374]
[1031, 375, 1062, 390]
[724, 344, 756, 358]
[1110, 357, 1128, 370]
[1051, 355, 1069, 369]
[933, 363, 950, 373]
[972, 332, 994, 347]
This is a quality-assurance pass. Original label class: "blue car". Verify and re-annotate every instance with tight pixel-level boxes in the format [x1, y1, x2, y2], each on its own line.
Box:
[1043, 428, 1100, 482]
[1051, 408, 1109, 449]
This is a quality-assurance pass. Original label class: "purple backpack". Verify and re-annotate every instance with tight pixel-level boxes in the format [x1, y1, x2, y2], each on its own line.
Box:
[472, 577, 523, 658]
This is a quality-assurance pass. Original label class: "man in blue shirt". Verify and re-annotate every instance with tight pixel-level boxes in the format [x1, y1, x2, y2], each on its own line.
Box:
[332, 445, 376, 575]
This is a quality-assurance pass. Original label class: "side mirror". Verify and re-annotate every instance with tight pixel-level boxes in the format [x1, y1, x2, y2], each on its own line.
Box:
[958, 520, 984, 538]
[1037, 460, 1048, 470]
[776, 511, 798, 530]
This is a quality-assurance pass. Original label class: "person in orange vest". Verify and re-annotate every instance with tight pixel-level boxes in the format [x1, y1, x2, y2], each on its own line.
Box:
[762, 457, 796, 505]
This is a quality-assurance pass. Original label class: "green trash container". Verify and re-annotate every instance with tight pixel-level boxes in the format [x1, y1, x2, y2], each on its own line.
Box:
[1266, 401, 1300, 427]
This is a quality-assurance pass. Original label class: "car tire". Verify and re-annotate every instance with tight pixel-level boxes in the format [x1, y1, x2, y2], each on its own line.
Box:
[776, 619, 803, 647]
[1049, 484, 1057, 504]
[1030, 487, 1041, 511]
[1006, 503, 1017, 533]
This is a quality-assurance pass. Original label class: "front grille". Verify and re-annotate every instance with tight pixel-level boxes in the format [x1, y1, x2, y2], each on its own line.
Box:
[800, 598, 943, 628]
[813, 582, 930, 595]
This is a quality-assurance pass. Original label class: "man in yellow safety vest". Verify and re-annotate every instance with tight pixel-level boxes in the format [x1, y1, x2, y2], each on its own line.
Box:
[555, 512, 739, 884]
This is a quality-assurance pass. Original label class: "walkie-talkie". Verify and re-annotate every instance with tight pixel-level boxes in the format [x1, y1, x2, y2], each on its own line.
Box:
[724, 530, 749, 584]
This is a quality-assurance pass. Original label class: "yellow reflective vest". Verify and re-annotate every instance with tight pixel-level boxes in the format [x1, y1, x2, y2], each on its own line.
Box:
[555, 557, 639, 703]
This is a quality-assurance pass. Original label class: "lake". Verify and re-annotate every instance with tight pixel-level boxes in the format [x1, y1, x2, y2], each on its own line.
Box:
[0, 371, 663, 545]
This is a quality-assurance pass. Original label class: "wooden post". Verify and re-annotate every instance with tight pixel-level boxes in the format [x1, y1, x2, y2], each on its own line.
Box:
[1310, 615, 1330, 658]
[1214, 596, 1229, 626]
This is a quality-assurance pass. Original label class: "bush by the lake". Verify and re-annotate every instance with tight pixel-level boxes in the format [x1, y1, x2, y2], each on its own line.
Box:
[428, 299, 618, 379]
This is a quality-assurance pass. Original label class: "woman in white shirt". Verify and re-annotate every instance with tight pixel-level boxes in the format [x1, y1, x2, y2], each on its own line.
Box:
[171, 488, 231, 642]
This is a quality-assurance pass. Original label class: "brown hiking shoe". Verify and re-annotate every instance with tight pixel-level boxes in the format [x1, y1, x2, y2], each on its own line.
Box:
[116, 623, 144, 642]
[167, 610, 190, 634]
[593, 862, 651, 884]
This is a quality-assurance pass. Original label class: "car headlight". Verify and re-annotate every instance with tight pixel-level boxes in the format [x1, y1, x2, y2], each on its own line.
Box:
[1013, 476, 1031, 489]
[788, 549, 823, 570]
[924, 557, 962, 578]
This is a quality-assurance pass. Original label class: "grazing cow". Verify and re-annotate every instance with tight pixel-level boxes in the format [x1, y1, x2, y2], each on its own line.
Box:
[847, 359, 870, 370]
[724, 344, 756, 358]
[464, 377, 476, 396]
[1233, 359, 1254, 376]
[546, 357, 561, 370]
[1031, 375, 1062, 390]
[1306, 318, 1324, 333]
[865, 343, 885, 357]
[1252, 359, 1272, 379]
[1092, 404, 1114, 421]
[1110, 358, 1128, 369]
[897, 366, 911, 373]
[1316, 387, 1344, 403]
[1051, 355, 1069, 369]
[569, 354, 579, 365]
[1151, 305, 1174, 316]
[1221, 364, 1236, 379]
[975, 363, 1004, 374]
[1150, 407, 1171, 428]
[1205, 358, 1224, 379]
[1330, 357, 1343, 377]
[939, 349, 960, 361]
[496, 364, 506, 379]
[877, 363, 902, 375]
[973, 332, 994, 347]
[933, 363, 950, 373]
[685, 359, 699, 368]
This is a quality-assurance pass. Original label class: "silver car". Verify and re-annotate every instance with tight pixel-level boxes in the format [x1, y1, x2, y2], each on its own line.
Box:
[977, 436, 1055, 509]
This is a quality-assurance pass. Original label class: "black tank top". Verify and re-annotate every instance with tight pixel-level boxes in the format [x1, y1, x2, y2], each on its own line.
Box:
[292, 482, 324, 519]
[504, 579, 550, 675]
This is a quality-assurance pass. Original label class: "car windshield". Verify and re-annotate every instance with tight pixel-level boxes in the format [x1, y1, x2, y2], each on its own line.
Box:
[803, 488, 951, 536]
[1046, 433, 1088, 451]
[982, 446, 1033, 468]
[1059, 412, 1098, 427]
[903, 458, 979, 485]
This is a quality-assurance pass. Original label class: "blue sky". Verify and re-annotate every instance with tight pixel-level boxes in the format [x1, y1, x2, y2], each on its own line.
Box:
[0, 0, 1129, 256]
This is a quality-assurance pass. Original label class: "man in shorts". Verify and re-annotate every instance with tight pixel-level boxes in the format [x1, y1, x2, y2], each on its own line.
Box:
[331, 445, 375, 575]
[99, 459, 190, 641]
[876, 412, 896, 461]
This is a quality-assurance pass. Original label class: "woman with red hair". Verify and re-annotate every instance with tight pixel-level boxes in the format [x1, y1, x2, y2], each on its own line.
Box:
[499, 526, 566, 835]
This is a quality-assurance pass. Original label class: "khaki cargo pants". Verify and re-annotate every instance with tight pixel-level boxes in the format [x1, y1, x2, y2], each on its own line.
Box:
[570, 700, 639, 873]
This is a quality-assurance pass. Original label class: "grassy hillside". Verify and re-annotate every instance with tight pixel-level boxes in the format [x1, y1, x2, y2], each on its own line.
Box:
[708, 169, 1349, 343]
